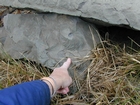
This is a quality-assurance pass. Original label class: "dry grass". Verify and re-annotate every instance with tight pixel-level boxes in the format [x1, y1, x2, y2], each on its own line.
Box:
[0, 58, 48, 89]
[0, 39, 140, 105]
[53, 40, 140, 105]
[0, 6, 140, 105]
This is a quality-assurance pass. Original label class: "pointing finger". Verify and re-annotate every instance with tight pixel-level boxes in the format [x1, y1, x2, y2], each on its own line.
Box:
[61, 58, 71, 69]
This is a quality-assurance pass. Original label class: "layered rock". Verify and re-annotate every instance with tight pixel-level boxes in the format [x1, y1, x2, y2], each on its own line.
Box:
[0, 0, 140, 30]
[0, 14, 100, 69]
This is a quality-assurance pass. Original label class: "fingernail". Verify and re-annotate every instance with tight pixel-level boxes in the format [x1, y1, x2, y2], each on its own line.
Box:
[63, 90, 67, 94]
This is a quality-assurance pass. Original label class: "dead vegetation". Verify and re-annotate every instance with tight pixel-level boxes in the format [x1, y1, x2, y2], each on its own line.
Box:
[52, 40, 140, 105]
[0, 39, 140, 105]
[0, 6, 140, 105]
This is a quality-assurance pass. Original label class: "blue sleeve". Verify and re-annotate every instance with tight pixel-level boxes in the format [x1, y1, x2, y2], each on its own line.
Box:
[0, 80, 51, 105]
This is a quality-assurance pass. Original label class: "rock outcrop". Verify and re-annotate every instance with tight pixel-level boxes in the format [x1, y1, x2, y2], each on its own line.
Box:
[0, 14, 100, 69]
[0, 0, 140, 30]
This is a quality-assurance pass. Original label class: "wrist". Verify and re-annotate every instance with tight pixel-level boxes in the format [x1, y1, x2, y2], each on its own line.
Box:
[41, 77, 59, 97]
[49, 74, 64, 90]
[41, 79, 53, 97]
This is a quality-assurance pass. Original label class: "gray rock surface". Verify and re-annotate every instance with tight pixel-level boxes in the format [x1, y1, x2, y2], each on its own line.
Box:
[0, 0, 140, 30]
[1, 14, 100, 69]
[0, 28, 7, 55]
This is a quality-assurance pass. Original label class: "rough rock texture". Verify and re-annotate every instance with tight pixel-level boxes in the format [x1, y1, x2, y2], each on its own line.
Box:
[0, 28, 7, 54]
[0, 14, 100, 69]
[0, 0, 140, 30]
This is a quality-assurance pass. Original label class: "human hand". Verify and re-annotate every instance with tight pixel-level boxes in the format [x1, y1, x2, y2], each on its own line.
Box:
[50, 58, 72, 94]
[41, 58, 72, 96]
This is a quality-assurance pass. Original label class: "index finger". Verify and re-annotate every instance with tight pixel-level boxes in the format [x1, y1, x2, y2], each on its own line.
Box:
[61, 58, 71, 69]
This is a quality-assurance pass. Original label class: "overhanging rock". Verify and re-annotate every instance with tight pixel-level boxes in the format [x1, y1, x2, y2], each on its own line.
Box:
[1, 14, 100, 70]
[0, 0, 140, 30]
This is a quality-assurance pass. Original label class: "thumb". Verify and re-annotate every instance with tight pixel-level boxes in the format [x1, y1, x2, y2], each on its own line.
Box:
[61, 58, 71, 69]
[57, 87, 69, 94]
